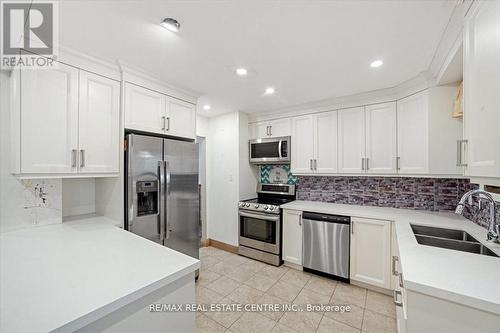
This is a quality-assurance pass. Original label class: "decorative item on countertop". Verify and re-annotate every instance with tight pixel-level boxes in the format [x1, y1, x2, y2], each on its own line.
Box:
[452, 81, 463, 118]
[260, 165, 298, 185]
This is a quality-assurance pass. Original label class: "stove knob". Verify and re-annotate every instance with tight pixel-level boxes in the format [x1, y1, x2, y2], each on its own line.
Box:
[264, 205, 269, 210]
[255, 204, 260, 208]
[268, 206, 274, 211]
[239, 202, 244, 207]
[245, 203, 250, 208]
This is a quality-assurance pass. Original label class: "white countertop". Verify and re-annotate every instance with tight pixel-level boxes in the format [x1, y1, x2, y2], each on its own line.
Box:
[281, 201, 500, 315]
[0, 216, 200, 333]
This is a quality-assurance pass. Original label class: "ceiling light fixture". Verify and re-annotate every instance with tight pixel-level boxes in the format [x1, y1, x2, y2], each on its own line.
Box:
[160, 18, 180, 32]
[264, 87, 275, 95]
[370, 60, 383, 68]
[236, 68, 248, 76]
[203, 104, 211, 110]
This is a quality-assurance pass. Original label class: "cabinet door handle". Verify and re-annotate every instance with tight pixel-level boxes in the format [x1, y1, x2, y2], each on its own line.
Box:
[71, 149, 77, 168]
[310, 159, 313, 171]
[393, 290, 403, 307]
[456, 139, 468, 167]
[166, 117, 170, 131]
[392, 256, 400, 276]
[314, 159, 317, 171]
[161, 116, 166, 130]
[366, 157, 369, 170]
[399, 273, 404, 288]
[269, 125, 272, 136]
[80, 149, 85, 168]
[351, 221, 354, 234]
[396, 156, 401, 170]
[361, 157, 365, 171]
[266, 126, 270, 136]
[299, 215, 302, 226]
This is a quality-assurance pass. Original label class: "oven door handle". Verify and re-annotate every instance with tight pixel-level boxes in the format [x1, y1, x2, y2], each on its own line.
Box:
[239, 211, 280, 221]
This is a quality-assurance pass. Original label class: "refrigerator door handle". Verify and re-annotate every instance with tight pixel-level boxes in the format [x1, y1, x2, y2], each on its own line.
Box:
[158, 161, 166, 242]
[165, 161, 171, 239]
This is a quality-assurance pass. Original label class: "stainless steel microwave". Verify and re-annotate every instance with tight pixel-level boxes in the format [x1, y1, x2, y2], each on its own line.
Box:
[249, 136, 290, 164]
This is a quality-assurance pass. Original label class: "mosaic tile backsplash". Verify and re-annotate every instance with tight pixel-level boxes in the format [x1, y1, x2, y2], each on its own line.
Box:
[297, 176, 499, 230]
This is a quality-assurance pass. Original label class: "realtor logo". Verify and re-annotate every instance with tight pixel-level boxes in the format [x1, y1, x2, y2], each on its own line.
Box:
[1, 1, 58, 68]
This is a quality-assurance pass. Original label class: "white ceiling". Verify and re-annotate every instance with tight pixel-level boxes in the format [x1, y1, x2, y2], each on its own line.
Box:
[59, 0, 456, 117]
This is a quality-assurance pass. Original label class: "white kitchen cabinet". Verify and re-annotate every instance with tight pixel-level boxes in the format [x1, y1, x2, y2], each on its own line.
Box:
[350, 217, 391, 289]
[124, 83, 196, 139]
[78, 71, 120, 173]
[124, 83, 166, 135]
[19, 63, 79, 174]
[14, 63, 121, 176]
[282, 209, 302, 266]
[338, 107, 365, 173]
[166, 98, 196, 139]
[365, 102, 397, 174]
[291, 111, 337, 174]
[397, 88, 462, 176]
[249, 118, 291, 139]
[291, 115, 315, 174]
[464, 0, 500, 178]
[397, 92, 429, 174]
[314, 111, 338, 173]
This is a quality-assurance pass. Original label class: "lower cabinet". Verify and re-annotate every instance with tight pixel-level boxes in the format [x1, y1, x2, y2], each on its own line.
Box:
[350, 217, 391, 289]
[282, 209, 302, 266]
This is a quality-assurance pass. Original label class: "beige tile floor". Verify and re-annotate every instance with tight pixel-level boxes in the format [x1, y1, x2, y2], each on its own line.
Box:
[196, 247, 396, 333]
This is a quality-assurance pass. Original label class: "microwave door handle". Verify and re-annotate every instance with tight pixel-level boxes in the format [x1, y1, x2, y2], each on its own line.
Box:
[158, 161, 165, 243]
[278, 140, 282, 159]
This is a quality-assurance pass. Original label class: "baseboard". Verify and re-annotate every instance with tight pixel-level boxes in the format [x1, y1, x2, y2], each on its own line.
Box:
[207, 238, 238, 254]
[200, 239, 210, 247]
[283, 261, 303, 271]
[350, 280, 392, 296]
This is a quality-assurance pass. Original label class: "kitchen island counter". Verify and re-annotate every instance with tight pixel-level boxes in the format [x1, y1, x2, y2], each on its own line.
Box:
[0, 215, 200, 333]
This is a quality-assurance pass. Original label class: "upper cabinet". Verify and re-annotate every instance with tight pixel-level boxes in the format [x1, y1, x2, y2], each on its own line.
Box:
[124, 83, 166, 135]
[463, 0, 500, 178]
[19, 63, 79, 174]
[124, 82, 196, 140]
[78, 71, 121, 173]
[291, 115, 315, 173]
[291, 112, 337, 174]
[397, 88, 462, 176]
[397, 93, 429, 174]
[338, 107, 365, 174]
[14, 63, 120, 176]
[365, 102, 397, 174]
[249, 118, 291, 139]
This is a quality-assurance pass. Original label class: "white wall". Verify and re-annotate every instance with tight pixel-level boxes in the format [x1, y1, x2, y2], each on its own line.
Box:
[0, 71, 62, 233]
[62, 179, 96, 217]
[206, 112, 240, 246]
[205, 111, 257, 246]
[239, 113, 258, 200]
[196, 115, 209, 138]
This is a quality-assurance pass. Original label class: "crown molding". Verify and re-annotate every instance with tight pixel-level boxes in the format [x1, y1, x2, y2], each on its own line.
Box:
[247, 73, 432, 123]
[117, 60, 200, 105]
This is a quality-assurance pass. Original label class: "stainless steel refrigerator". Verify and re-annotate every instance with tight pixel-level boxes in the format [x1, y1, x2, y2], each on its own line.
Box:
[125, 133, 200, 263]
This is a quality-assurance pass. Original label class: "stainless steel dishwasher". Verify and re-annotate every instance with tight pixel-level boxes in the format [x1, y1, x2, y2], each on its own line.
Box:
[302, 211, 350, 281]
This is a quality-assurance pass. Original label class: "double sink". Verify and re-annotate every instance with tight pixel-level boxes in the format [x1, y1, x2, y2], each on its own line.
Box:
[411, 224, 498, 257]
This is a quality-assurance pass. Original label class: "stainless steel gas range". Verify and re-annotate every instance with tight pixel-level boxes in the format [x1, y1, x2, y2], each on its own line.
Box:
[238, 183, 296, 266]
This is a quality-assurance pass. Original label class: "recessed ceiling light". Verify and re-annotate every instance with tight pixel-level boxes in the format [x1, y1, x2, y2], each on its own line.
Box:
[203, 104, 211, 110]
[370, 60, 383, 68]
[160, 18, 180, 32]
[264, 87, 275, 95]
[236, 68, 248, 76]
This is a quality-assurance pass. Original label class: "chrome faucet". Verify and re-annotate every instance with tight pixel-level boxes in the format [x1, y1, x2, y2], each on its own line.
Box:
[455, 189, 498, 242]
